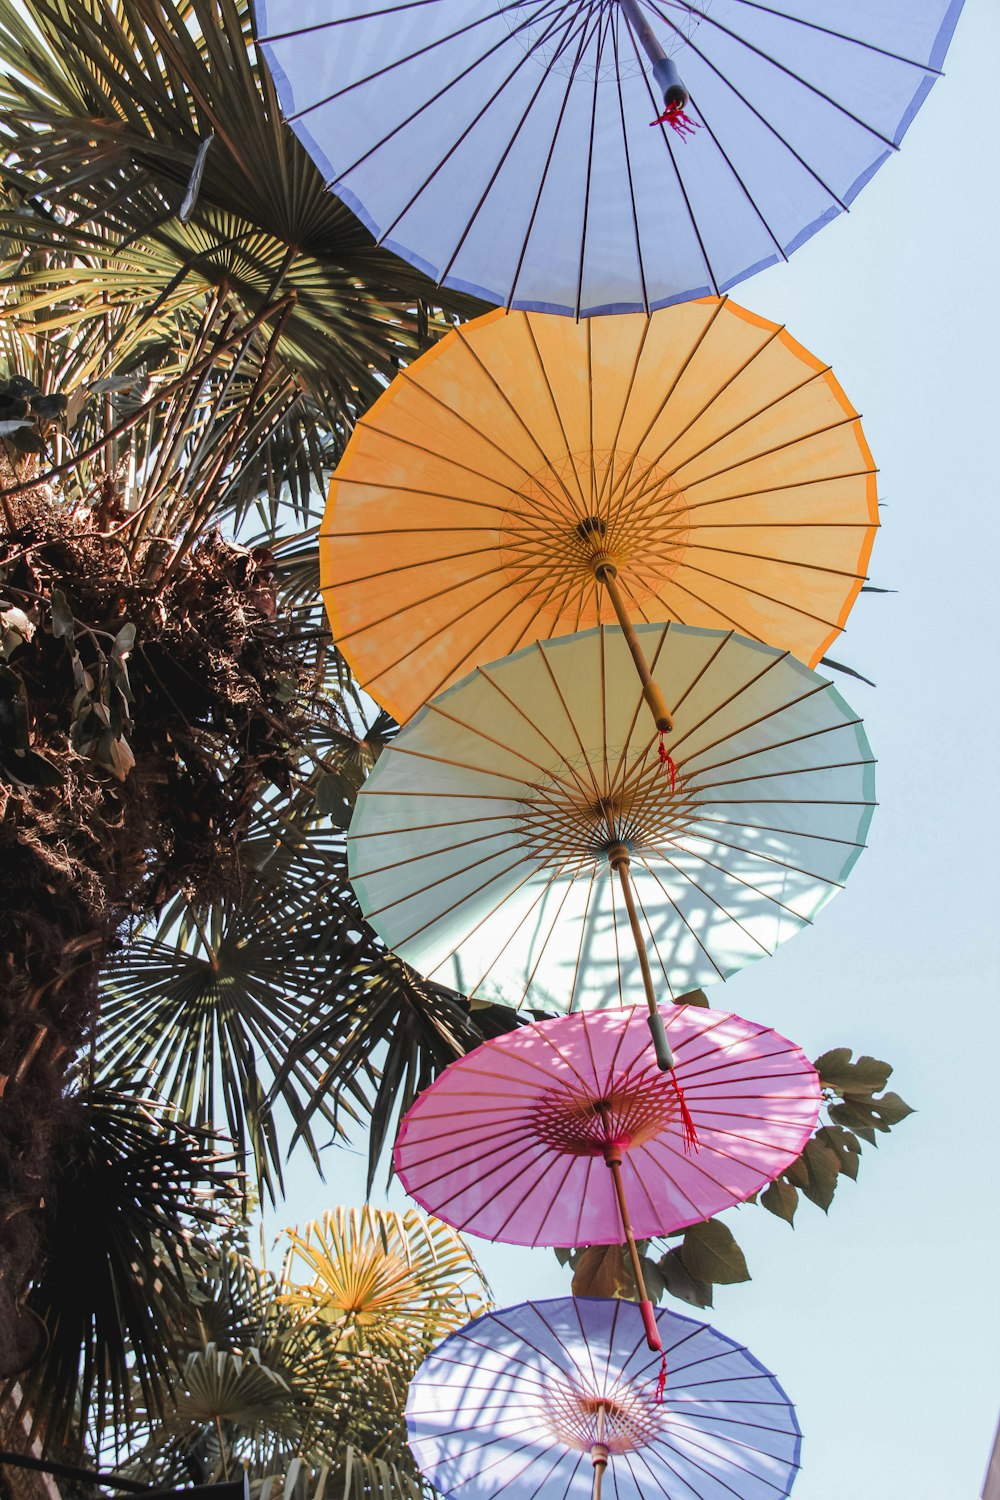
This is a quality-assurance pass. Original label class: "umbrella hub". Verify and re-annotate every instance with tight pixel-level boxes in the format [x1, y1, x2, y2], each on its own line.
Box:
[541, 1381, 664, 1453]
[532, 1072, 682, 1157]
[514, 764, 695, 872]
[498, 450, 689, 623]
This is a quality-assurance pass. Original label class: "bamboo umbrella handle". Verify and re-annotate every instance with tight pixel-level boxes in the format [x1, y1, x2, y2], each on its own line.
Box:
[608, 845, 676, 1070]
[594, 564, 674, 734]
[602, 1140, 663, 1353]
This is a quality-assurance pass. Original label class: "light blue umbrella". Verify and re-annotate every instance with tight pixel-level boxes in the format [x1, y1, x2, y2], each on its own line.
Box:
[407, 1296, 801, 1500]
[255, 0, 964, 316]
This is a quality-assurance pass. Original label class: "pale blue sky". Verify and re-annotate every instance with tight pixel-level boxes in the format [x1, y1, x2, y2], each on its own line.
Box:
[267, 5, 1000, 1494]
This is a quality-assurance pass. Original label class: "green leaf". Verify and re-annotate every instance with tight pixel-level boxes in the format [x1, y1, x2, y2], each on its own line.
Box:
[673, 988, 710, 1008]
[50, 588, 75, 641]
[828, 1092, 914, 1140]
[657, 1248, 713, 1309]
[570, 1244, 628, 1300]
[760, 1177, 798, 1225]
[678, 1219, 750, 1286]
[814, 1049, 892, 1096]
[815, 1125, 862, 1181]
[796, 1139, 841, 1213]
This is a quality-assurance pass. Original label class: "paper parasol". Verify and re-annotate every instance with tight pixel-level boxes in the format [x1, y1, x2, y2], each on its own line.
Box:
[256, 0, 962, 318]
[394, 1002, 819, 1245]
[395, 1002, 820, 1348]
[321, 299, 878, 727]
[348, 622, 875, 1011]
[406, 1296, 801, 1500]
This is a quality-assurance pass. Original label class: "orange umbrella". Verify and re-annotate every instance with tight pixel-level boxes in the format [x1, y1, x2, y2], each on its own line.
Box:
[321, 297, 878, 733]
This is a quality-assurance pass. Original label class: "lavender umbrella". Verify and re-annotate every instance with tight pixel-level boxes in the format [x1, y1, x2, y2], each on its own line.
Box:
[255, 0, 964, 316]
[407, 1296, 801, 1500]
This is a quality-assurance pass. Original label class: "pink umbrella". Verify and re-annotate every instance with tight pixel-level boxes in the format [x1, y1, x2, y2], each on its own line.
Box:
[395, 1003, 819, 1349]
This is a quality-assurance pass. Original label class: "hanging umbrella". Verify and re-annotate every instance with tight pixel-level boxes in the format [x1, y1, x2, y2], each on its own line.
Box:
[320, 299, 878, 729]
[395, 1002, 820, 1347]
[348, 622, 875, 1012]
[406, 1296, 801, 1500]
[255, 0, 963, 317]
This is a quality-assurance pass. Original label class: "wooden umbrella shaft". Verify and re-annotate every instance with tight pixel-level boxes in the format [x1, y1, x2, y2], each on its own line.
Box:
[595, 565, 673, 733]
[616, 0, 667, 65]
[609, 848, 659, 1021]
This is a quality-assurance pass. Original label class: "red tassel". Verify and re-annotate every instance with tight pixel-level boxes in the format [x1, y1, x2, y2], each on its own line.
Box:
[671, 1071, 699, 1153]
[650, 103, 700, 139]
[658, 732, 677, 792]
[654, 1350, 668, 1404]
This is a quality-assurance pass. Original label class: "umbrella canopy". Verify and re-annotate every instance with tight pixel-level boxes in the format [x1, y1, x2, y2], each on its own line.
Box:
[394, 1003, 820, 1247]
[321, 299, 878, 726]
[348, 622, 875, 1010]
[255, 0, 963, 316]
[406, 1296, 801, 1500]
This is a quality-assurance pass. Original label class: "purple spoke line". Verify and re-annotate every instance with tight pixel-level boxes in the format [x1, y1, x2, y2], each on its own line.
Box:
[647, 1415, 800, 1476]
[609, 323, 789, 518]
[629, 1432, 786, 1500]
[259, 0, 526, 43]
[420, 1425, 570, 1499]
[503, 12, 601, 311]
[373, 0, 596, 256]
[657, 0, 910, 148]
[702, 0, 943, 71]
[683, 716, 865, 781]
[610, 18, 651, 315]
[622, 6, 721, 294]
[286, 0, 566, 130]
[572, 10, 607, 319]
[645, 0, 887, 202]
[434, 4, 603, 288]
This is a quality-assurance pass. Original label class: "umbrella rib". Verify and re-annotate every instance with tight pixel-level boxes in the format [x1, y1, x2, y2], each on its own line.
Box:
[688, 716, 865, 779]
[630, 851, 730, 984]
[672, 412, 864, 489]
[681, 812, 862, 848]
[666, 635, 792, 753]
[474, 652, 602, 802]
[610, 17, 650, 316]
[613, 323, 785, 502]
[655, 0, 903, 151]
[435, 5, 600, 285]
[351, 824, 521, 882]
[574, 12, 607, 320]
[623, 24, 721, 295]
[636, 847, 777, 954]
[647, 836, 827, 915]
[288, 0, 546, 122]
[682, 538, 868, 582]
[523, 319, 592, 512]
[595, 321, 654, 519]
[679, 466, 877, 516]
[715, 0, 943, 70]
[692, 754, 875, 791]
[625, 360, 839, 506]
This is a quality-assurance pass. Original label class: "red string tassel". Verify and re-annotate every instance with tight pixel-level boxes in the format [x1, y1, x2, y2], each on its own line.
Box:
[650, 103, 700, 139]
[671, 1071, 700, 1153]
[654, 1350, 668, 1404]
[658, 732, 677, 792]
